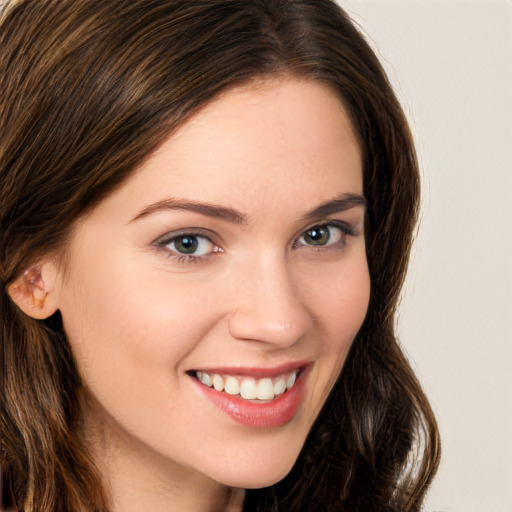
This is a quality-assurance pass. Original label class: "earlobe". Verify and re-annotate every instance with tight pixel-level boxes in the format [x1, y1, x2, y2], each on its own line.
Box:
[7, 262, 60, 319]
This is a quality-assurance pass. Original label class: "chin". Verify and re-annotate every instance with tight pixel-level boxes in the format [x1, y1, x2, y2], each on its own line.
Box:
[209, 450, 299, 490]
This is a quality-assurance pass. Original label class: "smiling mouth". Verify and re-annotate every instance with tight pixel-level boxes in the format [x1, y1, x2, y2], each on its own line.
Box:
[190, 369, 301, 402]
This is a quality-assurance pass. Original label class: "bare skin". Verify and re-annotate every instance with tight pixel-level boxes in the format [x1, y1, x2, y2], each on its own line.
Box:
[11, 78, 370, 511]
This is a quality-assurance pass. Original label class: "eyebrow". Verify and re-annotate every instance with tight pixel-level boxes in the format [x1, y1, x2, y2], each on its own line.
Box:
[131, 197, 248, 224]
[130, 193, 366, 225]
[301, 193, 367, 222]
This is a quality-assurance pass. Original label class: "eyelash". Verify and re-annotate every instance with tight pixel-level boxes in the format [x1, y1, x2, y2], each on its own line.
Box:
[291, 221, 354, 251]
[153, 221, 355, 264]
[153, 229, 221, 264]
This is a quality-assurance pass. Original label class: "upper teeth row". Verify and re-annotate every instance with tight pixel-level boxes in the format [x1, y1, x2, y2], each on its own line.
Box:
[196, 370, 298, 401]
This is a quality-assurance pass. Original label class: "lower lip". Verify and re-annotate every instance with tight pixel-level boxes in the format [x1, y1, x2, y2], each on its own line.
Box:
[193, 369, 308, 429]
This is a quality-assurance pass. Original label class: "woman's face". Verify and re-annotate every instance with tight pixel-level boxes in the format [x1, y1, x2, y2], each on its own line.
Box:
[55, 78, 370, 489]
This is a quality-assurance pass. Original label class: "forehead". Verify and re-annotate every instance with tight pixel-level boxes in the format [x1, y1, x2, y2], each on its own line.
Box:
[95, 78, 363, 223]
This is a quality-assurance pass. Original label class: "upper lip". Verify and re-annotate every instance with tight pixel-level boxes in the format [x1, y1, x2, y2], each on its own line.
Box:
[189, 361, 310, 379]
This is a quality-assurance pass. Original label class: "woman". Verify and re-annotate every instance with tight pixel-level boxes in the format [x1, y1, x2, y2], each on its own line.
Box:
[0, 1, 440, 511]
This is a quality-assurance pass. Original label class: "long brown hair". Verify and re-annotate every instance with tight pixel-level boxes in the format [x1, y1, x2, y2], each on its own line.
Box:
[0, 1, 440, 510]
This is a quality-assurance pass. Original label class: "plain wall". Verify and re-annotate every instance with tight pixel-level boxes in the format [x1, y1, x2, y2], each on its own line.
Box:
[341, 1, 512, 511]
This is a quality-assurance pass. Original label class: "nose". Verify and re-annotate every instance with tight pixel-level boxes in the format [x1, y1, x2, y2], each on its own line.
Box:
[227, 254, 311, 348]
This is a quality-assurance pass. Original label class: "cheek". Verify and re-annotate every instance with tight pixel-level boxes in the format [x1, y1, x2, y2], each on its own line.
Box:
[59, 250, 217, 401]
[311, 255, 370, 384]
[314, 255, 370, 344]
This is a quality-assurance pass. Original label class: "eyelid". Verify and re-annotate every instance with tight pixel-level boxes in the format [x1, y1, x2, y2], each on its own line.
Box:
[321, 219, 355, 236]
[299, 219, 355, 238]
[152, 228, 223, 261]
[152, 228, 219, 246]
[292, 220, 356, 249]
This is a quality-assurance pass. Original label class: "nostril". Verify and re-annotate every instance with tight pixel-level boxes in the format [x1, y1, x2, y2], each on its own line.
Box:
[225, 261, 311, 346]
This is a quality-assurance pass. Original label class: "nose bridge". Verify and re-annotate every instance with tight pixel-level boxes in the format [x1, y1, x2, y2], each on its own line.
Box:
[227, 251, 310, 346]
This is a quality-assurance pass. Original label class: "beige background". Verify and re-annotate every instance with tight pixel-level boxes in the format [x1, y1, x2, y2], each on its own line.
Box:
[342, 1, 512, 511]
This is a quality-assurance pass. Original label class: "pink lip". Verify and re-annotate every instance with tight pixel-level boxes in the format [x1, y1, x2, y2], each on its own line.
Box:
[191, 365, 310, 429]
[193, 361, 310, 379]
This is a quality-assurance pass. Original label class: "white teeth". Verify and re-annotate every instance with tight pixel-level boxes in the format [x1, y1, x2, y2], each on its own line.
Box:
[224, 376, 240, 395]
[212, 374, 224, 392]
[195, 369, 299, 401]
[200, 372, 212, 387]
[273, 378, 286, 395]
[257, 378, 274, 400]
[240, 378, 258, 400]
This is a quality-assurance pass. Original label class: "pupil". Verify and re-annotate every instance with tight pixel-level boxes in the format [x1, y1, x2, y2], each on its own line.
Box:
[305, 226, 329, 245]
[176, 236, 198, 254]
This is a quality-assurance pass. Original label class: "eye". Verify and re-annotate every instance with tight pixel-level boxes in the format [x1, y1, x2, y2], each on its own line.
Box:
[154, 231, 221, 261]
[296, 223, 348, 248]
[167, 234, 212, 255]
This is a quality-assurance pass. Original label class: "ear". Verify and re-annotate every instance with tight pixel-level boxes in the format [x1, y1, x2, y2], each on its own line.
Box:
[7, 261, 61, 319]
